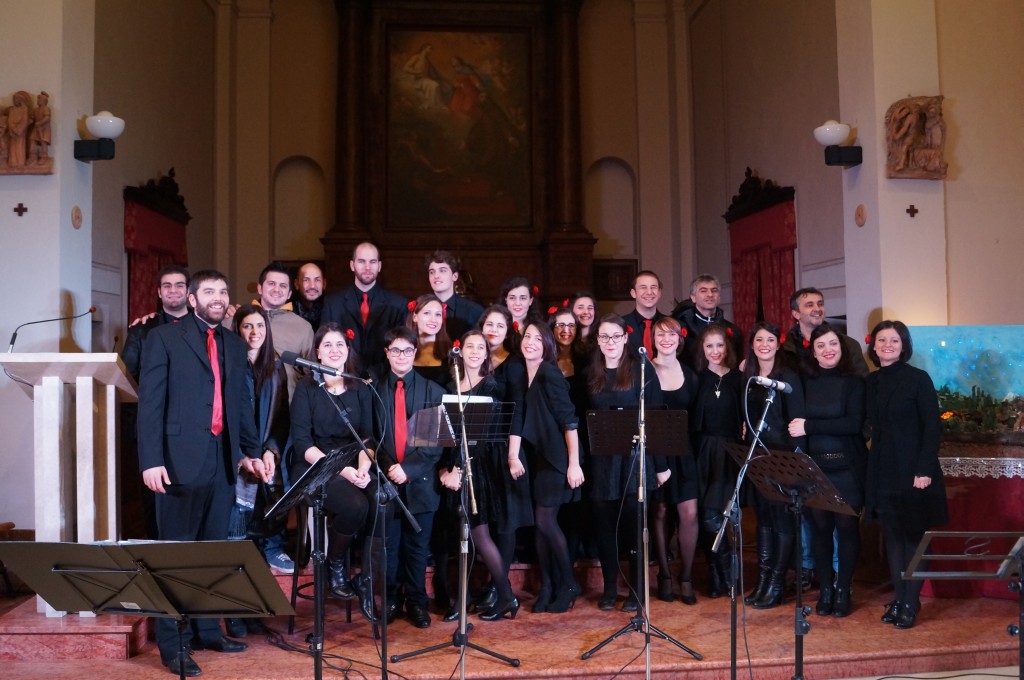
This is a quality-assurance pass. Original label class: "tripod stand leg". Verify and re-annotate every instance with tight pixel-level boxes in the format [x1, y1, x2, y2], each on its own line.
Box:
[647, 622, 703, 660]
[581, 618, 644, 659]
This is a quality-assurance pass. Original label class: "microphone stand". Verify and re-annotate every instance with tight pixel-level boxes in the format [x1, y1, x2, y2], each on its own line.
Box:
[317, 371, 419, 680]
[712, 378, 776, 680]
[389, 350, 519, 670]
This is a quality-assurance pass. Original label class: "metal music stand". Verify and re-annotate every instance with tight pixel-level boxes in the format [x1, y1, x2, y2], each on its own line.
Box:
[904, 531, 1024, 680]
[581, 407, 702, 666]
[0, 540, 292, 680]
[265, 442, 371, 680]
[390, 398, 520, 670]
[727, 444, 857, 680]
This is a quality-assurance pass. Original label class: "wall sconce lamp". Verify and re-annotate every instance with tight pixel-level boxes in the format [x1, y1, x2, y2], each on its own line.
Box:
[74, 111, 125, 162]
[814, 120, 862, 168]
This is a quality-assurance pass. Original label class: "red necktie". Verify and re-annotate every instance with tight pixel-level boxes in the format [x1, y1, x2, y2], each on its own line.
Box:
[442, 302, 448, 328]
[643, 319, 653, 356]
[394, 379, 407, 463]
[206, 328, 223, 436]
[360, 292, 370, 326]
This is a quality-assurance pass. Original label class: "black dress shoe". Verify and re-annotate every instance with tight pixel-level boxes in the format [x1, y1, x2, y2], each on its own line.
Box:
[621, 594, 639, 612]
[196, 636, 248, 653]
[385, 599, 400, 624]
[894, 602, 918, 629]
[407, 603, 431, 628]
[832, 587, 851, 618]
[881, 600, 901, 624]
[167, 654, 202, 677]
[224, 617, 246, 638]
[479, 597, 519, 621]
[597, 592, 617, 611]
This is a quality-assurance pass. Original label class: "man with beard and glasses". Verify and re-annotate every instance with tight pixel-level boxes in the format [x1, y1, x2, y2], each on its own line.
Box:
[137, 269, 269, 677]
[322, 241, 408, 378]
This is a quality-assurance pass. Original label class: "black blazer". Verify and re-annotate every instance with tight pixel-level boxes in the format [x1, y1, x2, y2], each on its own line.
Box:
[121, 311, 183, 382]
[519, 361, 578, 473]
[137, 315, 260, 485]
[322, 284, 408, 375]
[374, 370, 447, 514]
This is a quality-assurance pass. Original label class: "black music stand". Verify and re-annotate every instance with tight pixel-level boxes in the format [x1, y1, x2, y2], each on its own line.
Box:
[904, 531, 1024, 680]
[581, 407, 702, 664]
[390, 398, 520, 669]
[0, 540, 292, 680]
[727, 444, 857, 680]
[265, 442, 369, 680]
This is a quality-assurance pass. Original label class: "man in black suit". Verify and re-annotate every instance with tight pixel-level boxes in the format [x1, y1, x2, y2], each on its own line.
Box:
[137, 269, 270, 677]
[671, 273, 744, 368]
[622, 270, 667, 355]
[373, 326, 446, 628]
[425, 249, 484, 342]
[322, 241, 408, 377]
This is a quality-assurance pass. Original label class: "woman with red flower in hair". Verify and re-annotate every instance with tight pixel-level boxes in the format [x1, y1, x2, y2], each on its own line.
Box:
[691, 322, 744, 598]
[499, 276, 542, 335]
[405, 294, 451, 386]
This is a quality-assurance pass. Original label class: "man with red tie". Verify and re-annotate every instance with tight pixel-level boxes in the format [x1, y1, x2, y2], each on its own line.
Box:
[623, 270, 667, 356]
[373, 326, 446, 628]
[322, 241, 408, 379]
[137, 270, 268, 676]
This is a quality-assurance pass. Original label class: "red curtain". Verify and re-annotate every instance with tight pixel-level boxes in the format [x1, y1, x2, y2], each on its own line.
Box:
[124, 199, 188, 321]
[728, 201, 797, 334]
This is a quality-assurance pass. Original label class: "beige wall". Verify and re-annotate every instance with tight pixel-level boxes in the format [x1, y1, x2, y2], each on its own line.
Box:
[937, 0, 1024, 325]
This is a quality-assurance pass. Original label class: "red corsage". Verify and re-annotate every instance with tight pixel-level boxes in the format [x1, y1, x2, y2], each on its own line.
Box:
[864, 333, 873, 345]
[407, 300, 416, 311]
[452, 338, 460, 348]
[680, 328, 688, 338]
[802, 339, 810, 349]
[726, 327, 734, 337]
[345, 328, 355, 340]
[779, 332, 787, 344]
[562, 297, 569, 308]
[547, 305, 558, 315]
[532, 285, 540, 296]
[626, 325, 634, 334]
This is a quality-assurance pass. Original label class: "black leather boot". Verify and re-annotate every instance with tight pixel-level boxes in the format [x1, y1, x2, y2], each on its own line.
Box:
[327, 531, 355, 600]
[745, 525, 773, 604]
[815, 572, 834, 616]
[832, 586, 852, 617]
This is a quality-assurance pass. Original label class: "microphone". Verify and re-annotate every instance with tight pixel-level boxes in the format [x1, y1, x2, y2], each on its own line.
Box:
[449, 345, 461, 357]
[753, 375, 793, 394]
[8, 307, 96, 353]
[637, 346, 647, 356]
[280, 351, 372, 384]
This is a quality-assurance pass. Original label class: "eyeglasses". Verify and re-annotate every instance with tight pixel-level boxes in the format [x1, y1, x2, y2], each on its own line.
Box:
[554, 322, 576, 330]
[596, 333, 626, 344]
[386, 347, 416, 358]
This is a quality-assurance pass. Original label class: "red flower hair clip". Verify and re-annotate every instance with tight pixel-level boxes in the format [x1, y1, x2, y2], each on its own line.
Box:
[726, 327, 734, 337]
[532, 285, 540, 296]
[626, 325, 634, 334]
[452, 338, 460, 348]
[864, 333, 874, 345]
[562, 297, 569, 308]
[407, 300, 416, 311]
[802, 339, 810, 349]
[345, 328, 355, 340]
[680, 328, 688, 338]
[547, 305, 558, 315]
[779, 332, 787, 344]
[512, 321, 520, 332]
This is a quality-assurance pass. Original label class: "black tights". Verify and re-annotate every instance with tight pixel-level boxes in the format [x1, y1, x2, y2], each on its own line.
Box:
[534, 504, 574, 592]
[809, 508, 859, 589]
[471, 522, 513, 601]
[884, 525, 926, 607]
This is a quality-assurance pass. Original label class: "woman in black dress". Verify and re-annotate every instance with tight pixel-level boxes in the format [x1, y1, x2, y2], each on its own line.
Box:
[406, 294, 450, 386]
[865, 320, 946, 629]
[510, 321, 584, 613]
[691, 323, 744, 598]
[289, 322, 381, 621]
[650, 317, 700, 605]
[438, 330, 520, 621]
[586, 313, 666, 611]
[788, 322, 867, 618]
[741, 321, 805, 609]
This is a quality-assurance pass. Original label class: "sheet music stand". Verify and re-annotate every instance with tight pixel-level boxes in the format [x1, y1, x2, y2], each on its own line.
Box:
[727, 444, 857, 680]
[0, 540, 292, 680]
[581, 407, 702, 664]
[264, 442, 366, 680]
[904, 531, 1024, 680]
[391, 398, 520, 670]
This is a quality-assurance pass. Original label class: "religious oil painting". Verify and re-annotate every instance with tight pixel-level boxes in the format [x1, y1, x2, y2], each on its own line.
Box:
[388, 30, 530, 228]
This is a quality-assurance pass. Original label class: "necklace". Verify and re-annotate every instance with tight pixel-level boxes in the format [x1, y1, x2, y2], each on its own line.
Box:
[714, 374, 723, 399]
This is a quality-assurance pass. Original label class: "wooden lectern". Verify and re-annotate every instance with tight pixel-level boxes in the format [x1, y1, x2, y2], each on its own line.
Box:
[0, 353, 137, 616]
